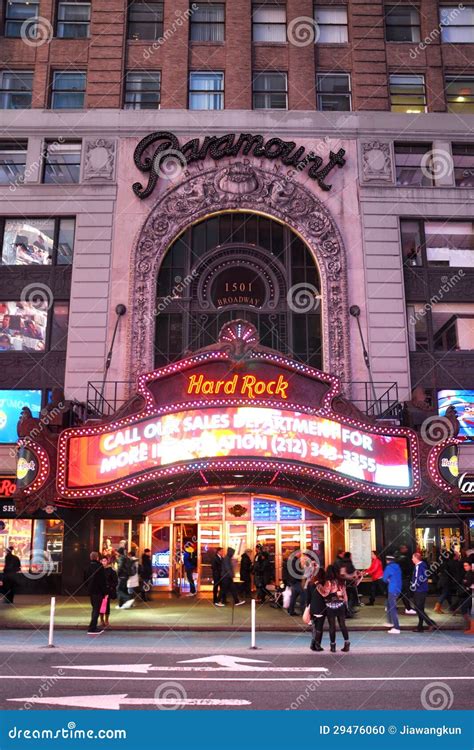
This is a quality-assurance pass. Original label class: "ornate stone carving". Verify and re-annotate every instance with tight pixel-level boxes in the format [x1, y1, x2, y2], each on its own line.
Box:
[83, 138, 116, 182]
[360, 141, 393, 183]
[129, 162, 350, 384]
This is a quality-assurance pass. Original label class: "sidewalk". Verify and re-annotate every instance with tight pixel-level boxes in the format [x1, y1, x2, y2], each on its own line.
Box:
[0, 593, 466, 632]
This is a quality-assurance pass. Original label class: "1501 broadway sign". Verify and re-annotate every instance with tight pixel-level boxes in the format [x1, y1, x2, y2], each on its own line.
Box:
[58, 405, 412, 497]
[133, 131, 346, 199]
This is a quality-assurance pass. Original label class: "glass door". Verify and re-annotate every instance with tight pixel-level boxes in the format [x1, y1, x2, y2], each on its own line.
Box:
[171, 523, 184, 595]
[254, 525, 277, 583]
[199, 525, 222, 589]
[151, 524, 171, 588]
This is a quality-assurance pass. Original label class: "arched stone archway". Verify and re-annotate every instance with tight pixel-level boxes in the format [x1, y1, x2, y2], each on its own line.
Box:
[129, 161, 350, 382]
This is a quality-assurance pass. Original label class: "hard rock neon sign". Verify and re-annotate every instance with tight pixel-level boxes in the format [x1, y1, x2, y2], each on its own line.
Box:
[186, 373, 289, 399]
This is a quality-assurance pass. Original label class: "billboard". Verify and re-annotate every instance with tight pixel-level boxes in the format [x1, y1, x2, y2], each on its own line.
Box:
[63, 406, 412, 495]
[438, 390, 474, 440]
[0, 390, 42, 443]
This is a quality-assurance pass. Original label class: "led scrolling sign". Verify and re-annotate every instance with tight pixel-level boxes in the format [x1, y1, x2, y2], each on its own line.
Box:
[132, 131, 347, 199]
[54, 356, 419, 501]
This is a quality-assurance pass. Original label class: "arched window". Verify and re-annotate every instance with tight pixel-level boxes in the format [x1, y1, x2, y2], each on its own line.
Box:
[154, 211, 322, 367]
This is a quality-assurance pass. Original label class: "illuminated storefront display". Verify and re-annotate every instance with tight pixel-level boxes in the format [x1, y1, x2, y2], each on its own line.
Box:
[438, 390, 474, 440]
[0, 390, 41, 443]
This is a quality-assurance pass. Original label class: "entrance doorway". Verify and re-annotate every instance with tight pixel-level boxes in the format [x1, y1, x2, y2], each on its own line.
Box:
[144, 494, 329, 594]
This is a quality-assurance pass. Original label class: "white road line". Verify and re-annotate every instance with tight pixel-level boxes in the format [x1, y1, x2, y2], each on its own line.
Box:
[0, 675, 472, 682]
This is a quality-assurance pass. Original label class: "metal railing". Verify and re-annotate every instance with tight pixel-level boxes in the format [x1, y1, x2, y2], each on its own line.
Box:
[86, 381, 134, 419]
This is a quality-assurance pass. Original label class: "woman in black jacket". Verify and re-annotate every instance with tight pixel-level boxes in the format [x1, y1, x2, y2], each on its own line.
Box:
[306, 568, 327, 651]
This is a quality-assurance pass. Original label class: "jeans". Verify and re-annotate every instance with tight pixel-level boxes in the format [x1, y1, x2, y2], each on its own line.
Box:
[400, 578, 413, 610]
[311, 614, 325, 646]
[212, 580, 221, 604]
[117, 578, 131, 606]
[185, 568, 196, 594]
[437, 585, 453, 608]
[413, 592, 437, 629]
[88, 594, 102, 632]
[326, 605, 349, 643]
[288, 582, 306, 615]
[387, 592, 400, 629]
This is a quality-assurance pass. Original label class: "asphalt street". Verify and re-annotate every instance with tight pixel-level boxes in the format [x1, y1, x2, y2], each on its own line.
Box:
[0, 630, 471, 711]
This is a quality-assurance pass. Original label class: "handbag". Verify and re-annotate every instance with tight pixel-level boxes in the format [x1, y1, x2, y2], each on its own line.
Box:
[127, 573, 139, 588]
[282, 586, 292, 609]
[302, 604, 311, 625]
[99, 595, 108, 614]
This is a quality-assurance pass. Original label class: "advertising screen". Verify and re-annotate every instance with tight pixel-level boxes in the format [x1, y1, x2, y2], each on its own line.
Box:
[65, 406, 412, 492]
[0, 302, 47, 353]
[0, 390, 42, 443]
[438, 390, 474, 440]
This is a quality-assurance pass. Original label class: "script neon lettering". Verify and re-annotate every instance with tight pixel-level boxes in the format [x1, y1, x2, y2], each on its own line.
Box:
[186, 373, 289, 400]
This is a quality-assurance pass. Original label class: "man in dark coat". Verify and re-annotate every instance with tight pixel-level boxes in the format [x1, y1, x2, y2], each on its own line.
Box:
[396, 544, 416, 614]
[140, 548, 153, 602]
[219, 548, 245, 606]
[211, 547, 224, 606]
[3, 546, 21, 604]
[85, 551, 107, 634]
[239, 550, 253, 598]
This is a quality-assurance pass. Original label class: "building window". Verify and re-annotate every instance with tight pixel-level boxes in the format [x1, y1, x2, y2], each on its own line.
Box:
[252, 4, 287, 42]
[401, 219, 423, 267]
[253, 71, 287, 109]
[51, 71, 86, 109]
[0, 140, 27, 185]
[190, 3, 225, 41]
[389, 74, 426, 113]
[124, 71, 161, 109]
[316, 73, 351, 111]
[189, 71, 224, 109]
[445, 76, 474, 113]
[440, 6, 474, 43]
[401, 218, 474, 268]
[56, 1, 91, 38]
[395, 143, 433, 187]
[127, 0, 163, 40]
[0, 71, 33, 109]
[42, 141, 81, 184]
[4, 0, 39, 37]
[314, 6, 348, 43]
[452, 143, 474, 187]
[433, 308, 474, 351]
[0, 217, 75, 265]
[385, 5, 421, 42]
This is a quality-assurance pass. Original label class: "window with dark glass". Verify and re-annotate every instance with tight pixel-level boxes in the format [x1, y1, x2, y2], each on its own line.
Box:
[385, 5, 421, 41]
[50, 301, 69, 351]
[128, 1, 164, 40]
[42, 141, 81, 184]
[389, 74, 426, 113]
[452, 144, 474, 187]
[56, 1, 91, 38]
[51, 71, 86, 109]
[402, 218, 474, 268]
[400, 219, 423, 267]
[395, 143, 433, 187]
[124, 71, 161, 109]
[154, 212, 322, 369]
[189, 71, 224, 109]
[0, 217, 75, 265]
[190, 3, 224, 41]
[4, 0, 39, 37]
[314, 6, 348, 43]
[0, 71, 33, 109]
[253, 71, 287, 109]
[0, 140, 27, 185]
[440, 6, 474, 43]
[252, 4, 287, 42]
[445, 76, 474, 113]
[316, 73, 351, 111]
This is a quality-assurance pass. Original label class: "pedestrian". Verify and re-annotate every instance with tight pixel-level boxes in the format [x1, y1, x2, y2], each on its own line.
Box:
[456, 561, 473, 633]
[99, 555, 118, 628]
[85, 551, 107, 635]
[183, 543, 197, 596]
[340, 552, 360, 617]
[306, 568, 327, 651]
[219, 548, 245, 606]
[125, 550, 140, 606]
[364, 550, 385, 605]
[448, 551, 465, 616]
[286, 550, 307, 616]
[211, 547, 224, 606]
[240, 549, 253, 598]
[3, 545, 21, 604]
[317, 565, 350, 652]
[410, 552, 438, 632]
[253, 545, 273, 603]
[140, 548, 153, 601]
[116, 547, 134, 609]
[434, 551, 455, 614]
[333, 549, 346, 575]
[382, 555, 402, 634]
[396, 544, 416, 614]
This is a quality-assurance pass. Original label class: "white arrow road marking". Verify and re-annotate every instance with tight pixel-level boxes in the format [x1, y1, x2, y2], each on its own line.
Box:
[8, 695, 251, 711]
[178, 655, 271, 669]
